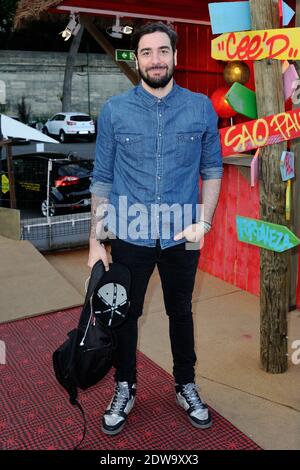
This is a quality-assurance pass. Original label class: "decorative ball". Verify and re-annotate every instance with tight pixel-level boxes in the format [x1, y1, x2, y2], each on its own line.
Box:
[223, 61, 250, 85]
[211, 86, 237, 119]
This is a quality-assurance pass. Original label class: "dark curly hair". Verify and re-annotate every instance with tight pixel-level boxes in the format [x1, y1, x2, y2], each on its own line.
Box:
[132, 22, 178, 55]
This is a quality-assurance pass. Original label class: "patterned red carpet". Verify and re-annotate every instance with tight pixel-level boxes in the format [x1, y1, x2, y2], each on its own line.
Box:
[0, 307, 261, 450]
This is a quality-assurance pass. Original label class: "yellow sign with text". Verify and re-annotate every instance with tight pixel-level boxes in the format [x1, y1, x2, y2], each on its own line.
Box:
[212, 27, 300, 61]
[1, 174, 9, 194]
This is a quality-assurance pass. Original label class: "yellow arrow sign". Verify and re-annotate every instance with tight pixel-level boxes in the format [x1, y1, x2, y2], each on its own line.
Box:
[1, 174, 9, 194]
[212, 27, 300, 61]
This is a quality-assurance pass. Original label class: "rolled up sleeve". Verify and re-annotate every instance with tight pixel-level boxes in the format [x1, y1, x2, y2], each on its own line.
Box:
[90, 100, 116, 198]
[200, 96, 223, 181]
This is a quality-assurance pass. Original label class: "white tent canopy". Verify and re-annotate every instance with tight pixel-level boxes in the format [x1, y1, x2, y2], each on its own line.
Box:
[0, 114, 58, 144]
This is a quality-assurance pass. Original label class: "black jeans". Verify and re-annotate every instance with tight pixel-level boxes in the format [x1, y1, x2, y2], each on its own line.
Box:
[110, 238, 200, 385]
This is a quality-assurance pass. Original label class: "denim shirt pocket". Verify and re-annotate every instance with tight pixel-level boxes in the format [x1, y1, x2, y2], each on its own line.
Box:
[115, 133, 144, 161]
[176, 131, 203, 166]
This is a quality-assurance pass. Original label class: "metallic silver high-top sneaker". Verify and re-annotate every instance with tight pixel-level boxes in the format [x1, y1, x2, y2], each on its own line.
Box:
[102, 381, 136, 435]
[176, 383, 212, 429]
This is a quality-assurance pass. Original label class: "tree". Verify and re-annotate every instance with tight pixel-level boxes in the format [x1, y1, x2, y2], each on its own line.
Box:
[61, 25, 84, 112]
[0, 0, 18, 28]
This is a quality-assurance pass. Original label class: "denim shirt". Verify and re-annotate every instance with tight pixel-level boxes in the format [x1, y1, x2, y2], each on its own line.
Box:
[90, 82, 223, 248]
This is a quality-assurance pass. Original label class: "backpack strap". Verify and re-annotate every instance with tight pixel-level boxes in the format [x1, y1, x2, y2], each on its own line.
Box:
[78, 260, 105, 330]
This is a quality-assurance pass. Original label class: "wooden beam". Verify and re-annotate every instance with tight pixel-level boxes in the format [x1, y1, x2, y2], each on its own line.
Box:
[290, 0, 300, 309]
[249, 0, 289, 373]
[80, 16, 139, 86]
[6, 142, 16, 210]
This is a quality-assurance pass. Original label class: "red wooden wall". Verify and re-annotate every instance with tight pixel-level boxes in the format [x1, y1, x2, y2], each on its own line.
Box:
[199, 167, 260, 296]
[174, 23, 224, 95]
[174, 21, 300, 302]
[174, 23, 261, 296]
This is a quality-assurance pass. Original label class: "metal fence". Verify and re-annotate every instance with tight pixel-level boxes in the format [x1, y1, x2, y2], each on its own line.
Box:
[0, 154, 91, 251]
[21, 211, 91, 251]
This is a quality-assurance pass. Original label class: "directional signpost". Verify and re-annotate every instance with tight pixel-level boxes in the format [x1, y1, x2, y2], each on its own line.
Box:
[236, 216, 300, 252]
[115, 50, 135, 62]
[220, 108, 300, 156]
[210, 0, 297, 373]
[211, 28, 300, 61]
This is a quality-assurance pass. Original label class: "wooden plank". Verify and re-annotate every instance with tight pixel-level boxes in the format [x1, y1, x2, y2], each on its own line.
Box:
[247, 182, 260, 295]
[224, 166, 238, 285]
[80, 16, 138, 85]
[223, 155, 253, 167]
[235, 170, 249, 290]
[211, 27, 300, 61]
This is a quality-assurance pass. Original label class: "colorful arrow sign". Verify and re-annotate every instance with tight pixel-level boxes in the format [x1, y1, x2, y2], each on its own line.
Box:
[225, 83, 257, 119]
[211, 28, 300, 61]
[220, 108, 300, 156]
[208, 1, 295, 34]
[236, 216, 300, 252]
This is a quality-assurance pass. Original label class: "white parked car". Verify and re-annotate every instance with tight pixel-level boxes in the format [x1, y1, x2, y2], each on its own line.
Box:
[43, 112, 95, 143]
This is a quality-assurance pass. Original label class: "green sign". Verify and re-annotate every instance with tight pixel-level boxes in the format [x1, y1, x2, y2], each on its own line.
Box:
[115, 50, 135, 62]
[226, 82, 258, 119]
[236, 216, 300, 252]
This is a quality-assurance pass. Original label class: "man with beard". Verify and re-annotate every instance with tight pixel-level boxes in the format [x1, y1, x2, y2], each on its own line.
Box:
[88, 22, 223, 436]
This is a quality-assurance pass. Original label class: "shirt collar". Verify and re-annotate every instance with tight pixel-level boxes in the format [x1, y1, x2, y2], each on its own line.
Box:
[135, 81, 180, 108]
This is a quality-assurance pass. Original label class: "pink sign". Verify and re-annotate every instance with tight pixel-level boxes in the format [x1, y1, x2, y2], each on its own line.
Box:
[251, 149, 259, 187]
[283, 64, 299, 100]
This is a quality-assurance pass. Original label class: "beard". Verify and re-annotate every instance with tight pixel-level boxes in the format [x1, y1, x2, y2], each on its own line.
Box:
[138, 62, 175, 89]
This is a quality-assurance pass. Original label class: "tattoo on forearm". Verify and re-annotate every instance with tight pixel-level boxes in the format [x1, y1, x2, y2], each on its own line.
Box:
[90, 193, 109, 239]
[201, 179, 222, 223]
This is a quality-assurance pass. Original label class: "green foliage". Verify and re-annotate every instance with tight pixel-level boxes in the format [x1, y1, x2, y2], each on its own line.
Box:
[0, 0, 18, 31]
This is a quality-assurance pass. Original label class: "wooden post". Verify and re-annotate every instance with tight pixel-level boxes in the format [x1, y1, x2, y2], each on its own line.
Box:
[6, 141, 16, 209]
[249, 0, 289, 373]
[80, 16, 139, 86]
[290, 0, 300, 308]
[0, 140, 16, 209]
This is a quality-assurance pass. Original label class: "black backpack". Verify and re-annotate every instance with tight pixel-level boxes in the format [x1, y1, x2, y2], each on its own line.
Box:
[52, 260, 131, 448]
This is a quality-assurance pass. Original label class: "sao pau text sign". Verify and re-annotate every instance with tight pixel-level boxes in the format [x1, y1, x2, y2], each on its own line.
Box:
[211, 28, 300, 61]
[220, 108, 300, 156]
[236, 216, 300, 252]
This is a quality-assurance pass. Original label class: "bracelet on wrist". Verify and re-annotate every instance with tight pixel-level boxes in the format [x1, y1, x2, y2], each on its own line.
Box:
[198, 220, 212, 232]
[198, 220, 212, 227]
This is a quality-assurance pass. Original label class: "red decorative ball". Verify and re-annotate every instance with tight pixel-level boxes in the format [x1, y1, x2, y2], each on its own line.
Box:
[211, 86, 237, 119]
